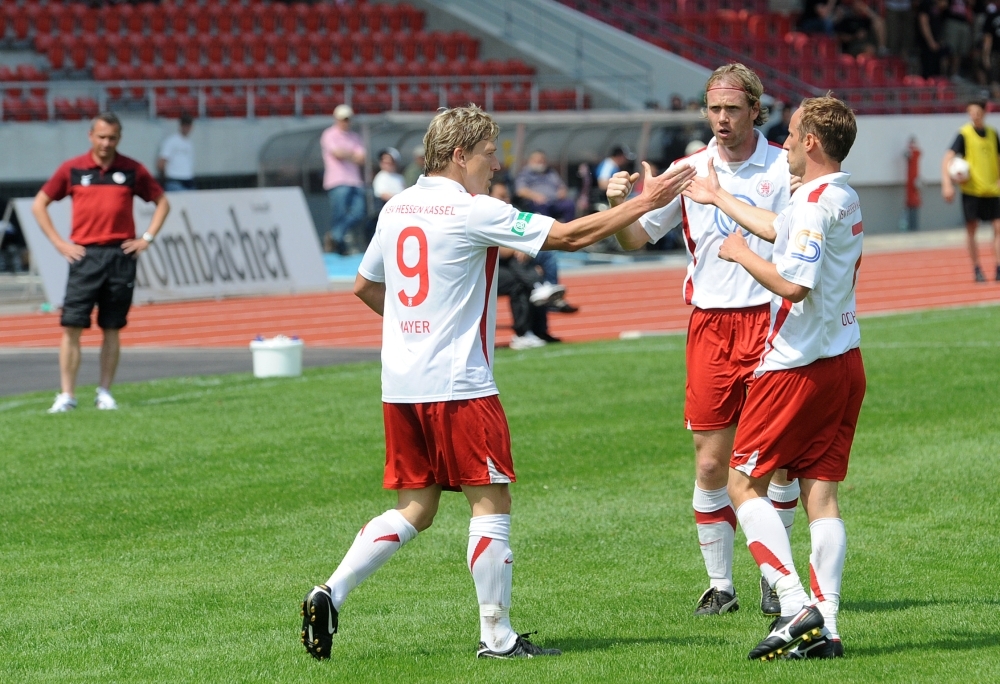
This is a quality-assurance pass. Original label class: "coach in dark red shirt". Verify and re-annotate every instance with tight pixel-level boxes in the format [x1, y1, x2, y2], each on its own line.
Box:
[32, 112, 170, 413]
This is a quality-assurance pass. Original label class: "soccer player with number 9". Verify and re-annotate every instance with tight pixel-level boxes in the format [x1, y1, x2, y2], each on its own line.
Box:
[299, 104, 695, 660]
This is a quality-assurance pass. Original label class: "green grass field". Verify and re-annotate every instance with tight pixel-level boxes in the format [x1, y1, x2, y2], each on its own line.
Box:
[1, 305, 999, 683]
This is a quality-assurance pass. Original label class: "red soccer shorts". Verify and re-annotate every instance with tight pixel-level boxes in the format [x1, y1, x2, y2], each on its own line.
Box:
[731, 348, 866, 482]
[685, 304, 770, 431]
[382, 394, 516, 491]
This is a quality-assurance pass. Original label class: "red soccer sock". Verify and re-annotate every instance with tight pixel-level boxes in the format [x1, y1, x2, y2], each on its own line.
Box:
[693, 484, 737, 593]
[327, 509, 417, 611]
[809, 517, 847, 638]
[468, 514, 517, 653]
[737, 497, 810, 617]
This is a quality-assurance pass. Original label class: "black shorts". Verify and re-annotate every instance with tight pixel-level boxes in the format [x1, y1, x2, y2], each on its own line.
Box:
[961, 193, 1000, 223]
[61, 244, 137, 330]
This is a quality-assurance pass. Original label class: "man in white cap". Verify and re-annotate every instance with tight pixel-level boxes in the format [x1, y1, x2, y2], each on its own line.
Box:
[320, 104, 367, 254]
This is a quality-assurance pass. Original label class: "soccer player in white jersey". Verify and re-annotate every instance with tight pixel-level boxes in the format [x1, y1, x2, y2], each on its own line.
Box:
[683, 95, 864, 660]
[299, 105, 696, 660]
[607, 64, 799, 617]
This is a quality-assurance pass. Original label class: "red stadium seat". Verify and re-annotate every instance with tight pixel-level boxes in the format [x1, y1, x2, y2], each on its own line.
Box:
[134, 35, 155, 65]
[253, 4, 277, 34]
[296, 4, 320, 33]
[233, 5, 254, 34]
[399, 4, 425, 32]
[9, 7, 30, 41]
[320, 5, 341, 34]
[55, 97, 81, 120]
[167, 5, 187, 36]
[51, 5, 74, 35]
[278, 5, 297, 35]
[180, 36, 201, 66]
[199, 34, 224, 64]
[293, 40, 312, 66]
[265, 34, 291, 63]
[185, 4, 210, 35]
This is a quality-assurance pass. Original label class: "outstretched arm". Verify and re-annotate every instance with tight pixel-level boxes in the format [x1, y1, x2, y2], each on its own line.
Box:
[543, 162, 695, 251]
[683, 159, 779, 242]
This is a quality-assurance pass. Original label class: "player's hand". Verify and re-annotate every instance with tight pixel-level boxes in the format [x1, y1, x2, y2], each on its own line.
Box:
[718, 232, 749, 263]
[121, 238, 149, 255]
[682, 158, 721, 206]
[942, 184, 955, 203]
[58, 240, 86, 263]
[639, 162, 696, 208]
[514, 251, 531, 264]
[790, 175, 803, 194]
[606, 170, 639, 207]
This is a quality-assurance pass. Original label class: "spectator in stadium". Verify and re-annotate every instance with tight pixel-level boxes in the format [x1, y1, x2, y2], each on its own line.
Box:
[917, 0, 951, 78]
[372, 148, 405, 203]
[941, 99, 1000, 281]
[886, 0, 916, 58]
[766, 102, 794, 145]
[595, 145, 630, 192]
[940, 0, 973, 79]
[981, 3, 1000, 95]
[402, 144, 425, 187]
[156, 114, 195, 192]
[300, 104, 696, 662]
[833, 0, 888, 57]
[607, 63, 799, 620]
[670, 93, 685, 111]
[32, 112, 169, 414]
[514, 150, 576, 223]
[798, 0, 838, 34]
[490, 182, 564, 349]
[321, 104, 366, 255]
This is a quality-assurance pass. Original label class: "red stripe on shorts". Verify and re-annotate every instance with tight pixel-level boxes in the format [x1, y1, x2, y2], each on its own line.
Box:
[759, 298, 793, 367]
[694, 507, 737, 530]
[748, 541, 791, 576]
[470, 536, 492, 570]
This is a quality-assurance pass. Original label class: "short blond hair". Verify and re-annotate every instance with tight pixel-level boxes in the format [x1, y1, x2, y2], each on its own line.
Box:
[422, 105, 500, 174]
[798, 94, 856, 162]
[704, 63, 768, 127]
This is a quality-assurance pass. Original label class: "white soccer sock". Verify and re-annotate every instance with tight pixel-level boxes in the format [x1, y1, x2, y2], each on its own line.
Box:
[327, 509, 417, 611]
[767, 479, 800, 542]
[468, 514, 517, 653]
[737, 497, 810, 617]
[809, 517, 846, 639]
[693, 484, 736, 594]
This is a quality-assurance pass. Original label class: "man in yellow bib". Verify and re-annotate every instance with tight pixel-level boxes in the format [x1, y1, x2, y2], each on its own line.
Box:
[942, 100, 1000, 282]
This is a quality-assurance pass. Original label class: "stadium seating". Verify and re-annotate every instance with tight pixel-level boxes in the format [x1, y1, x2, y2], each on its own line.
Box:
[0, 0, 587, 121]
[556, 0, 965, 114]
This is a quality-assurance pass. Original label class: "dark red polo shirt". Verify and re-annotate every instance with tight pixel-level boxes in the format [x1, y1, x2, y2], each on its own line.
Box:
[41, 152, 163, 246]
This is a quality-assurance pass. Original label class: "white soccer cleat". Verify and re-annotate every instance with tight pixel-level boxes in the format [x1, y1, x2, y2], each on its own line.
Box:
[528, 282, 566, 307]
[47, 393, 77, 413]
[95, 389, 118, 410]
[509, 331, 547, 350]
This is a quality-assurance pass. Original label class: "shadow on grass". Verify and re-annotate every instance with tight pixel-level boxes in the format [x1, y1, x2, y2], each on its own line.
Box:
[552, 636, 718, 653]
[842, 598, 1000, 613]
[850, 631, 1000, 657]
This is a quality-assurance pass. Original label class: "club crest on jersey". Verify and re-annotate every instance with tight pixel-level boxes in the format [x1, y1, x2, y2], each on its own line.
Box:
[756, 180, 775, 197]
[714, 194, 756, 237]
[511, 211, 533, 236]
[791, 229, 823, 263]
[80, 174, 92, 186]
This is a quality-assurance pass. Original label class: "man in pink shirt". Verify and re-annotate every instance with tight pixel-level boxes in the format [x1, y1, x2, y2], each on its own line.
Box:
[321, 104, 367, 254]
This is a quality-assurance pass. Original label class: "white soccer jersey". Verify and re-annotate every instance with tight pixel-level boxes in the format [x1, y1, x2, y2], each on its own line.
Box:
[358, 175, 554, 403]
[757, 172, 863, 374]
[639, 132, 790, 309]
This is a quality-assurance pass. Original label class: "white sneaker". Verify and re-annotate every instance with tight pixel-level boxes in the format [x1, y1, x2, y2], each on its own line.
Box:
[529, 282, 566, 307]
[509, 331, 547, 350]
[95, 389, 118, 410]
[47, 393, 77, 413]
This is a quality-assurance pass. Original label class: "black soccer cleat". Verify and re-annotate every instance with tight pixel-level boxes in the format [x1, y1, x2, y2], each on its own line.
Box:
[694, 586, 739, 616]
[782, 627, 845, 659]
[477, 632, 562, 659]
[749, 604, 825, 661]
[759, 576, 781, 617]
[301, 584, 338, 660]
[975, 266, 987, 283]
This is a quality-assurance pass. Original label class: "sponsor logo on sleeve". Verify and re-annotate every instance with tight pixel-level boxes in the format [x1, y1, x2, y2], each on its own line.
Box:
[790, 229, 823, 263]
[511, 211, 533, 237]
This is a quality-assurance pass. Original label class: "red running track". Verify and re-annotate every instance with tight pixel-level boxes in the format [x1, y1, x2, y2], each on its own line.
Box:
[2, 246, 998, 349]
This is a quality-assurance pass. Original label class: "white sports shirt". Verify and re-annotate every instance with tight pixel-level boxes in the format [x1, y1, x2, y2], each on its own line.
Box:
[158, 132, 194, 180]
[359, 175, 554, 403]
[757, 172, 863, 374]
[639, 132, 790, 309]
